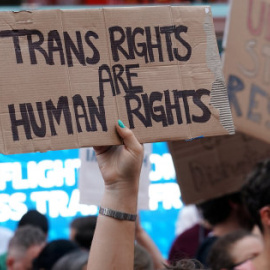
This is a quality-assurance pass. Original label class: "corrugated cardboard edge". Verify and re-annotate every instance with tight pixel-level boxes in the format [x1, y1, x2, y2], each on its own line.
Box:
[204, 7, 235, 135]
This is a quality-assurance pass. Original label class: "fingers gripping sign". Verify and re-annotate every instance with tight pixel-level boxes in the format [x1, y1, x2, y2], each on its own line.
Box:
[93, 120, 144, 194]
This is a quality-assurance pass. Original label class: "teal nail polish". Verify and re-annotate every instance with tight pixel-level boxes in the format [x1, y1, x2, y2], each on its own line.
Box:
[118, 119, 125, 128]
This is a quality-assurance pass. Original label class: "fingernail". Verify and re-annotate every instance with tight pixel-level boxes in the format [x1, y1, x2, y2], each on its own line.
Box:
[118, 119, 125, 128]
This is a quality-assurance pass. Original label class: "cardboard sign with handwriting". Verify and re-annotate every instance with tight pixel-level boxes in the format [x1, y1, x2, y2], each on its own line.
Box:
[168, 133, 270, 204]
[223, 0, 270, 143]
[0, 6, 234, 154]
[79, 144, 152, 209]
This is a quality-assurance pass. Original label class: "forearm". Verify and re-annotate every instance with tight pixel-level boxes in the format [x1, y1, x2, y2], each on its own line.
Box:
[88, 121, 143, 270]
[88, 188, 138, 270]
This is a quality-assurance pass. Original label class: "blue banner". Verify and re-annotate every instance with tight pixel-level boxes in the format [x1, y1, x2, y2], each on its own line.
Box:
[0, 142, 182, 257]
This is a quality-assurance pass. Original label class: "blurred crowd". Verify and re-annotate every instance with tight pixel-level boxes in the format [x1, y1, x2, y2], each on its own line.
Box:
[0, 158, 270, 270]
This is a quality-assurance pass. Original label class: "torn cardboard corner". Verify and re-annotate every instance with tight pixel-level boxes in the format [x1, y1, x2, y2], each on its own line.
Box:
[169, 133, 270, 205]
[0, 6, 234, 154]
[223, 0, 270, 144]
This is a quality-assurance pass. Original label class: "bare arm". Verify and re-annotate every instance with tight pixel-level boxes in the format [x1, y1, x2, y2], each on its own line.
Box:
[88, 121, 143, 270]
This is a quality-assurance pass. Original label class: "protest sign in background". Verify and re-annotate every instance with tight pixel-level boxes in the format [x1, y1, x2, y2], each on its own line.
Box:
[223, 0, 270, 143]
[167, 0, 270, 205]
[0, 6, 234, 154]
[169, 133, 270, 204]
[79, 144, 152, 209]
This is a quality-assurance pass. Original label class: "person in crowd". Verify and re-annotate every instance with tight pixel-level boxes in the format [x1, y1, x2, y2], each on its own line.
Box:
[169, 205, 211, 262]
[207, 229, 263, 270]
[87, 120, 205, 270]
[163, 260, 204, 270]
[0, 210, 48, 270]
[0, 227, 13, 255]
[5, 225, 46, 270]
[0, 227, 14, 270]
[32, 239, 78, 270]
[169, 222, 211, 263]
[236, 159, 270, 269]
[52, 250, 89, 270]
[134, 243, 154, 270]
[195, 192, 254, 266]
[70, 216, 97, 250]
[175, 205, 201, 236]
[135, 216, 166, 269]
[18, 210, 49, 238]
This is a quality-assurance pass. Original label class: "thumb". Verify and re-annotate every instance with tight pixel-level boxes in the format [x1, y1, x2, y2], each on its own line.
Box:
[116, 120, 143, 154]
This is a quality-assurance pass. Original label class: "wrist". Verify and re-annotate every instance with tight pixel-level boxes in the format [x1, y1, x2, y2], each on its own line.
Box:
[104, 179, 139, 198]
[101, 184, 139, 214]
[99, 206, 137, 221]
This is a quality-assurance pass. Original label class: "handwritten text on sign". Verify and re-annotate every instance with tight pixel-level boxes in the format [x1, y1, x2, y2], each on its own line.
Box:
[5, 26, 211, 141]
[225, 0, 270, 142]
[0, 7, 232, 154]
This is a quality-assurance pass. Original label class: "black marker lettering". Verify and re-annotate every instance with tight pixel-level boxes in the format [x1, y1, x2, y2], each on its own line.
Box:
[46, 96, 73, 136]
[27, 30, 50, 65]
[109, 26, 130, 62]
[164, 90, 183, 125]
[125, 27, 136, 60]
[64, 31, 86, 67]
[125, 94, 150, 128]
[192, 89, 211, 123]
[146, 26, 163, 63]
[8, 104, 32, 141]
[48, 30, 65, 65]
[26, 102, 46, 137]
[179, 90, 195, 124]
[85, 31, 100, 65]
[174, 25, 192, 61]
[112, 64, 128, 95]
[141, 93, 152, 127]
[98, 64, 116, 96]
[149, 91, 167, 126]
[160, 26, 175, 61]
[87, 96, 107, 132]
[132, 27, 148, 63]
[125, 64, 143, 94]
[73, 94, 91, 132]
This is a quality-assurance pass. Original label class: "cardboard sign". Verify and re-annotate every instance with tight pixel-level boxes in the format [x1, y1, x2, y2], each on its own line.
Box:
[168, 133, 270, 204]
[78, 144, 152, 209]
[0, 6, 234, 154]
[223, 0, 270, 143]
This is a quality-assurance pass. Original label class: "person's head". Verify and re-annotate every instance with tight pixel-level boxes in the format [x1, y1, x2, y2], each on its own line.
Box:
[18, 210, 49, 236]
[7, 225, 46, 270]
[242, 159, 270, 234]
[51, 250, 88, 270]
[134, 243, 154, 270]
[70, 216, 97, 249]
[207, 230, 263, 270]
[197, 192, 254, 231]
[163, 259, 204, 269]
[32, 239, 78, 270]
